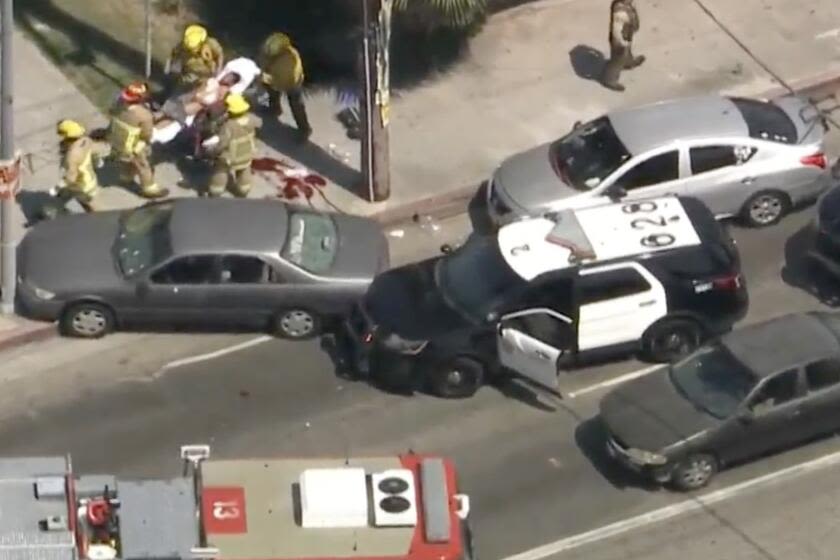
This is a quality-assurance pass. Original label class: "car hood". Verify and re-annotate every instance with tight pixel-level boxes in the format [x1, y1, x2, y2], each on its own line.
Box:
[599, 368, 721, 452]
[329, 214, 390, 280]
[493, 142, 581, 212]
[18, 212, 123, 293]
[364, 258, 469, 340]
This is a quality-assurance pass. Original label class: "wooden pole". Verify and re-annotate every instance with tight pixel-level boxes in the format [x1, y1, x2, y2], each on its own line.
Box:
[360, 0, 390, 202]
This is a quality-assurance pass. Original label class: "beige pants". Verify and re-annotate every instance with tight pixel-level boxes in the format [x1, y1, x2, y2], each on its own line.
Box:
[209, 161, 252, 198]
[117, 150, 163, 197]
[56, 187, 100, 213]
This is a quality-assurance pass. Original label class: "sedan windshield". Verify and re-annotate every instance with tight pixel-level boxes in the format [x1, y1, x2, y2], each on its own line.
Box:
[435, 233, 526, 323]
[550, 116, 631, 191]
[114, 203, 173, 277]
[669, 344, 757, 419]
[281, 211, 338, 274]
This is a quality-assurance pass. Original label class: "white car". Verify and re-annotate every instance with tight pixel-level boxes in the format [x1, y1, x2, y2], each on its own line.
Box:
[487, 95, 831, 228]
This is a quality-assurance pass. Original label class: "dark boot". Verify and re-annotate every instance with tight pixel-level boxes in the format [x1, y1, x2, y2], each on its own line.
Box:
[627, 54, 646, 69]
[288, 88, 313, 142]
[601, 53, 625, 92]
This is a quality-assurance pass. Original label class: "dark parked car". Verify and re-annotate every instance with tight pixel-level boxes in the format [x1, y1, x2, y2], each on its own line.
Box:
[16, 199, 389, 339]
[601, 311, 840, 491]
[809, 176, 840, 278]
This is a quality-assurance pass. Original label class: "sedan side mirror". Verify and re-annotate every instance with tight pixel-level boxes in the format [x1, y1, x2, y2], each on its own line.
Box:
[608, 186, 627, 202]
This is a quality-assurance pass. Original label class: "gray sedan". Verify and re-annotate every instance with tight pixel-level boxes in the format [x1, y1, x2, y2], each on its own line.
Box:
[16, 198, 389, 339]
[487, 95, 832, 228]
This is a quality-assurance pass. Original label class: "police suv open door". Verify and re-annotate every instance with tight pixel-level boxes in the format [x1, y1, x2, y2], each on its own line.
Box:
[496, 308, 575, 391]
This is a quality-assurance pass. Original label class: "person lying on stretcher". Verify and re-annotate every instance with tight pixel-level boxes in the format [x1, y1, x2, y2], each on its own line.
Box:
[151, 57, 261, 150]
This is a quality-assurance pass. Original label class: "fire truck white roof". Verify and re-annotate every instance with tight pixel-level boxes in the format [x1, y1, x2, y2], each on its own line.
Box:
[498, 196, 702, 281]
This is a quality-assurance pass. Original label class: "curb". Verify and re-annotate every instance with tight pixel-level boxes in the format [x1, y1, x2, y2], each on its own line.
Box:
[372, 70, 840, 228]
[0, 322, 56, 354]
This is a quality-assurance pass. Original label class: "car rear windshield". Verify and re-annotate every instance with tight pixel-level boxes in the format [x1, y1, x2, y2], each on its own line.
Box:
[669, 344, 757, 419]
[282, 211, 338, 274]
[550, 116, 632, 191]
[731, 97, 797, 144]
[665, 198, 740, 276]
[114, 202, 173, 277]
[436, 233, 526, 323]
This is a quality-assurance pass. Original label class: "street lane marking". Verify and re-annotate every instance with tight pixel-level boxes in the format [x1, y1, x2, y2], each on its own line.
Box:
[501, 447, 840, 560]
[565, 365, 660, 398]
[152, 336, 272, 378]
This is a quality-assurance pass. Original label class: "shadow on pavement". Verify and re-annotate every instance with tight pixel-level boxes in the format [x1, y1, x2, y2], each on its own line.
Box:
[781, 223, 840, 307]
[575, 415, 661, 491]
[16, 0, 165, 83]
[569, 44, 606, 82]
[258, 116, 363, 199]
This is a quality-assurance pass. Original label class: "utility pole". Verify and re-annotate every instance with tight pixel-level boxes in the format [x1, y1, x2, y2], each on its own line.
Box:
[144, 0, 152, 79]
[0, 0, 16, 314]
[359, 0, 391, 202]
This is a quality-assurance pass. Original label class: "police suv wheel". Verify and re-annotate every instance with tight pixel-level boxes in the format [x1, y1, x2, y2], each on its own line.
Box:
[273, 309, 321, 340]
[60, 302, 115, 339]
[429, 357, 485, 399]
[643, 319, 702, 363]
[741, 190, 790, 228]
[671, 453, 718, 491]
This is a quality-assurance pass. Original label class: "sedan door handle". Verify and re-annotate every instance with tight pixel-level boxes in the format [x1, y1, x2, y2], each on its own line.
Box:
[741, 177, 755, 185]
[639, 300, 656, 307]
[535, 350, 552, 360]
[789, 408, 802, 417]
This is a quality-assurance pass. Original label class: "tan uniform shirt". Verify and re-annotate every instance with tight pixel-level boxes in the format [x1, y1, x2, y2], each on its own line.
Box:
[169, 37, 225, 83]
[217, 114, 261, 168]
[260, 45, 304, 92]
[61, 137, 107, 191]
[115, 103, 155, 144]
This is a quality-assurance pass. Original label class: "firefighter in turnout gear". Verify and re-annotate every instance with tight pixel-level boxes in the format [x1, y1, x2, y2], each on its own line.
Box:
[109, 82, 169, 199]
[205, 94, 259, 198]
[166, 24, 225, 92]
[602, 0, 645, 92]
[53, 120, 108, 213]
[259, 32, 312, 141]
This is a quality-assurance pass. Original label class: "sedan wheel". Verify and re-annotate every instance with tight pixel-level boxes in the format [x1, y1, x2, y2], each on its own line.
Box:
[672, 454, 718, 491]
[60, 303, 115, 339]
[274, 309, 321, 340]
[742, 191, 789, 228]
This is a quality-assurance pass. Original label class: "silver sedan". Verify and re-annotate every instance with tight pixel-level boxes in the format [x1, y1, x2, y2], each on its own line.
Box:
[487, 95, 832, 228]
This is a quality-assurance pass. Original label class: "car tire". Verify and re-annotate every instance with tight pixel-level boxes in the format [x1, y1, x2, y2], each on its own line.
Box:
[740, 190, 790, 228]
[671, 453, 718, 491]
[428, 356, 485, 399]
[273, 309, 321, 340]
[59, 302, 115, 339]
[643, 318, 703, 363]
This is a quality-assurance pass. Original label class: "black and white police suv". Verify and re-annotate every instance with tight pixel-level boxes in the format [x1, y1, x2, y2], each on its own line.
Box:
[341, 196, 749, 398]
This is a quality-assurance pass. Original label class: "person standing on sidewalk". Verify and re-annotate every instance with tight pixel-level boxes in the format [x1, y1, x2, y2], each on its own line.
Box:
[601, 0, 645, 92]
[108, 82, 169, 200]
[203, 94, 260, 198]
[166, 24, 225, 93]
[258, 32, 312, 141]
[51, 120, 108, 214]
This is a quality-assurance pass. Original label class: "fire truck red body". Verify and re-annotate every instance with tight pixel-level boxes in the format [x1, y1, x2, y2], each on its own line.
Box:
[0, 445, 474, 560]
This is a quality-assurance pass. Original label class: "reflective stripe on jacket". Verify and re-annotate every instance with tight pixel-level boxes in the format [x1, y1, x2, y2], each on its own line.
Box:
[109, 118, 142, 158]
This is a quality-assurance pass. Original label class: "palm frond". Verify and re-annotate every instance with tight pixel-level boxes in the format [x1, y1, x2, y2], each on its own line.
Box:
[394, 0, 488, 29]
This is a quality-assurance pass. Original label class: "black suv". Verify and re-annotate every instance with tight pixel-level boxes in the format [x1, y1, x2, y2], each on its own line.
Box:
[341, 197, 748, 398]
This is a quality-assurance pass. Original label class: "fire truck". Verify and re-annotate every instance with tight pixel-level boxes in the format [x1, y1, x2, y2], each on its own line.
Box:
[0, 445, 474, 560]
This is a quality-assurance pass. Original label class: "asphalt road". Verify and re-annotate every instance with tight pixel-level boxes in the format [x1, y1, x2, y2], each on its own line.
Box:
[1, 89, 840, 559]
